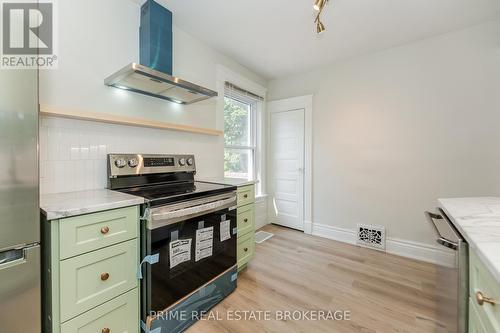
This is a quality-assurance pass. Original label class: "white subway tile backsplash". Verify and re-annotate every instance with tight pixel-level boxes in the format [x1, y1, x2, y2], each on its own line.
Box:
[80, 147, 89, 160]
[40, 116, 223, 194]
[39, 161, 46, 179]
[70, 147, 80, 160]
[73, 161, 85, 191]
[98, 144, 107, 159]
[39, 124, 48, 162]
[89, 145, 98, 159]
[46, 129, 58, 161]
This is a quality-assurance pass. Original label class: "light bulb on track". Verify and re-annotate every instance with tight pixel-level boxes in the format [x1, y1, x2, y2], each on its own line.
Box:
[316, 19, 326, 34]
[313, 0, 325, 11]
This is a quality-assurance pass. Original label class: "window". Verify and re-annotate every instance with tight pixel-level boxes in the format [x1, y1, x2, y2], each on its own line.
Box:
[224, 82, 262, 181]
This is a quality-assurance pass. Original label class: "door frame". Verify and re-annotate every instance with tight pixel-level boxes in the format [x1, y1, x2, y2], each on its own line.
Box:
[267, 95, 313, 234]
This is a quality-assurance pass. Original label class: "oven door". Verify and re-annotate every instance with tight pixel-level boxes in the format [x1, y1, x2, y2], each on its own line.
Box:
[141, 192, 237, 321]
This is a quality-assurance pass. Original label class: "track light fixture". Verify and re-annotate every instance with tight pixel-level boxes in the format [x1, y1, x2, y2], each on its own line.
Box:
[316, 19, 325, 34]
[313, 0, 326, 11]
[313, 0, 329, 34]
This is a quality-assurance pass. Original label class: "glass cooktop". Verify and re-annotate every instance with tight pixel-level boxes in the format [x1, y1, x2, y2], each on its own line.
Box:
[117, 181, 236, 206]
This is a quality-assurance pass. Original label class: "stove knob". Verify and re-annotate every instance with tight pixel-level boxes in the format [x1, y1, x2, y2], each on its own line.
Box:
[128, 158, 139, 168]
[178, 158, 186, 166]
[187, 157, 194, 166]
[114, 158, 127, 168]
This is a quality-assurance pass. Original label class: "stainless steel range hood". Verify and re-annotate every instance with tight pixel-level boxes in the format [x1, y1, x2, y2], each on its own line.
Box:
[104, 1, 218, 105]
[104, 63, 218, 105]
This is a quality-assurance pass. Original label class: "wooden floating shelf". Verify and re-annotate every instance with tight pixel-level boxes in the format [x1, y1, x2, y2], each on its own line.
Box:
[39, 105, 223, 137]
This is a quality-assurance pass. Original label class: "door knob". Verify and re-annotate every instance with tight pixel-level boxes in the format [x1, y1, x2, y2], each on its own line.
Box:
[101, 226, 110, 234]
[101, 272, 110, 281]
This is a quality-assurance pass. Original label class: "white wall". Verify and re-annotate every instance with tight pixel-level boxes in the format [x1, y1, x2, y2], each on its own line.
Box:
[39, 0, 266, 194]
[267, 20, 500, 247]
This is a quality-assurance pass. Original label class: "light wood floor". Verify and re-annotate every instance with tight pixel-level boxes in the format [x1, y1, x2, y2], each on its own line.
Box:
[188, 224, 445, 333]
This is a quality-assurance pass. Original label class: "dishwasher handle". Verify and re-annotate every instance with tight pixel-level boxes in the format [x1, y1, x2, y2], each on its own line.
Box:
[425, 211, 458, 250]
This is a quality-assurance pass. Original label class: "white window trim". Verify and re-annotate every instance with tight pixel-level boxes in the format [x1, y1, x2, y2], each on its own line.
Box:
[216, 65, 267, 196]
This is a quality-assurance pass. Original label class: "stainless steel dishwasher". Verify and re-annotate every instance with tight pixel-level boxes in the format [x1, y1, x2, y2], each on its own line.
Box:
[425, 209, 468, 333]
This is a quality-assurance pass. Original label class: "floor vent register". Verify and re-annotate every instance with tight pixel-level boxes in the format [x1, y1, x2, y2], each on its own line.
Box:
[255, 231, 274, 244]
[356, 223, 386, 251]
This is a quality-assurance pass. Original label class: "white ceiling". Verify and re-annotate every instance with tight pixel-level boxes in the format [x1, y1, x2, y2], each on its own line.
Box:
[143, 0, 500, 80]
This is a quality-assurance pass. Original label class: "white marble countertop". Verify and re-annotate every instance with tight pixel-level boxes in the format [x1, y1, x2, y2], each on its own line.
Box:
[41, 189, 144, 220]
[197, 177, 256, 187]
[439, 197, 500, 283]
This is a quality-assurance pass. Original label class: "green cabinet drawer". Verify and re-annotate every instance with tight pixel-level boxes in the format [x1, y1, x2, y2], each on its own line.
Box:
[237, 231, 255, 269]
[237, 204, 254, 237]
[60, 239, 139, 322]
[469, 297, 490, 333]
[61, 288, 139, 333]
[469, 250, 500, 332]
[59, 206, 139, 260]
[237, 185, 255, 207]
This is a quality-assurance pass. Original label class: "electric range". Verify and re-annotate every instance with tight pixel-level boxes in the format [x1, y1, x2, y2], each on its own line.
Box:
[108, 154, 238, 333]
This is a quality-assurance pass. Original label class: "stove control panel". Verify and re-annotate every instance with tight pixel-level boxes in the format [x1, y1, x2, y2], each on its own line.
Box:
[108, 154, 196, 177]
[144, 157, 175, 167]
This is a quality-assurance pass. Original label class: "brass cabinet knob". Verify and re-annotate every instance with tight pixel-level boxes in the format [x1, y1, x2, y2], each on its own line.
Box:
[102, 329, 110, 333]
[244, 247, 248, 252]
[244, 218, 248, 223]
[101, 226, 110, 234]
[476, 291, 497, 306]
[100, 272, 110, 281]
[243, 194, 248, 198]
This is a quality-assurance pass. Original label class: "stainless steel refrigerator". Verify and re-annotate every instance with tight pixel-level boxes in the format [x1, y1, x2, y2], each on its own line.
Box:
[0, 66, 40, 331]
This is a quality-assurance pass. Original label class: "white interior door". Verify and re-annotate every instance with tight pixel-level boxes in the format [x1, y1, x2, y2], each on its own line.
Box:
[269, 108, 305, 231]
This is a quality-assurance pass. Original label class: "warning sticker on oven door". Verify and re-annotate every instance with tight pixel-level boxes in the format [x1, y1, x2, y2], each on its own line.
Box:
[220, 220, 231, 242]
[195, 226, 214, 262]
[169, 239, 192, 269]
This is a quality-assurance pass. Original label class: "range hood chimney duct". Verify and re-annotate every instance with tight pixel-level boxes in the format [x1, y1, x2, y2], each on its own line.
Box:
[140, 0, 173, 75]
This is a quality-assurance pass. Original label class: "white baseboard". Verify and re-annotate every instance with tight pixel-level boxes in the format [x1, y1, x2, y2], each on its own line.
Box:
[304, 220, 313, 235]
[386, 237, 455, 267]
[312, 223, 356, 244]
[311, 222, 455, 267]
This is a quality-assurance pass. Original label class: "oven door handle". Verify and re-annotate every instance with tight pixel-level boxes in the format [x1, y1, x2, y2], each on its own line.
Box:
[149, 195, 236, 229]
[425, 211, 458, 250]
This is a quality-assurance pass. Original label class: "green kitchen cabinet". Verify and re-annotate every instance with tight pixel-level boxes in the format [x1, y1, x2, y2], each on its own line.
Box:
[236, 184, 256, 271]
[58, 206, 138, 260]
[469, 298, 489, 333]
[237, 231, 255, 268]
[237, 185, 255, 207]
[60, 289, 139, 333]
[42, 206, 140, 333]
[237, 203, 255, 236]
[469, 250, 500, 332]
